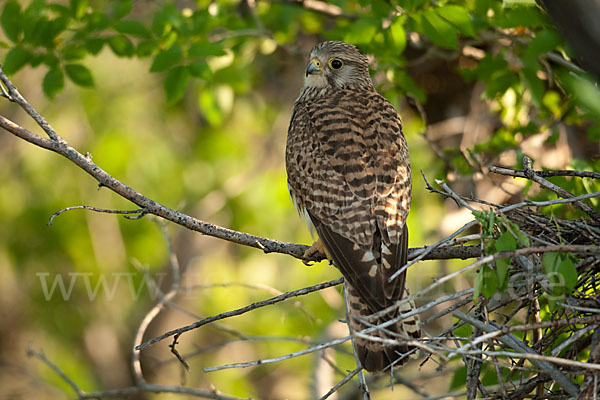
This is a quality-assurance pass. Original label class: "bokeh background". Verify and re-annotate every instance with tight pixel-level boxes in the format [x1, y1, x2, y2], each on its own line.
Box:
[0, 0, 598, 399]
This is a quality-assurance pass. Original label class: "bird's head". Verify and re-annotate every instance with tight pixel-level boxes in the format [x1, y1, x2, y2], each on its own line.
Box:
[303, 41, 373, 89]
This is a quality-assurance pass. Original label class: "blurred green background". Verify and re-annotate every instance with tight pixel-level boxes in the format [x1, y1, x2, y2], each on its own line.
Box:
[0, 0, 598, 399]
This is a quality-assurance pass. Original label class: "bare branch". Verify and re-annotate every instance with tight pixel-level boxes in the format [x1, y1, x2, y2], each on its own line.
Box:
[318, 367, 362, 400]
[454, 311, 580, 397]
[521, 156, 600, 220]
[489, 165, 600, 180]
[136, 278, 344, 350]
[48, 205, 147, 225]
[27, 347, 84, 397]
[203, 335, 352, 372]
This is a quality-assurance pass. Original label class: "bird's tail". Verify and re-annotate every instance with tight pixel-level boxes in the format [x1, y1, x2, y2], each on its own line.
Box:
[345, 282, 421, 373]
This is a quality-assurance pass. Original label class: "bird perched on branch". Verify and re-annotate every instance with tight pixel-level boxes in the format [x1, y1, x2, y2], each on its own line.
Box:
[286, 41, 420, 373]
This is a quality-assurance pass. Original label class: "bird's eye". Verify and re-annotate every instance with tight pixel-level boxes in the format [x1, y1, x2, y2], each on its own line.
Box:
[328, 58, 344, 70]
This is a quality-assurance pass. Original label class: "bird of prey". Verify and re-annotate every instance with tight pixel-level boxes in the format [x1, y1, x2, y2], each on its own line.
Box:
[286, 41, 420, 373]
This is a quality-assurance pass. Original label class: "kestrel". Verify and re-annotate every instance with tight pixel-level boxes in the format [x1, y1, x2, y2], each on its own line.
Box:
[286, 41, 420, 373]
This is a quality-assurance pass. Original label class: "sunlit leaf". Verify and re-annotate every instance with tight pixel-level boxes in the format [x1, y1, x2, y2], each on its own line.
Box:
[343, 19, 377, 45]
[107, 35, 135, 57]
[65, 63, 94, 87]
[61, 44, 87, 61]
[114, 20, 152, 38]
[495, 230, 517, 252]
[1, 0, 22, 43]
[436, 4, 476, 37]
[150, 45, 182, 72]
[136, 40, 157, 57]
[189, 41, 226, 58]
[526, 29, 562, 57]
[496, 7, 548, 28]
[557, 257, 577, 292]
[496, 258, 510, 290]
[422, 10, 458, 49]
[3, 45, 31, 74]
[69, 0, 88, 19]
[481, 263, 498, 298]
[164, 65, 190, 105]
[389, 17, 406, 52]
[42, 66, 64, 98]
[85, 38, 104, 55]
[112, 0, 132, 20]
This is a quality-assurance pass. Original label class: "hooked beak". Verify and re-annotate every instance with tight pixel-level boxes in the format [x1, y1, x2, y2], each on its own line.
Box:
[305, 58, 321, 76]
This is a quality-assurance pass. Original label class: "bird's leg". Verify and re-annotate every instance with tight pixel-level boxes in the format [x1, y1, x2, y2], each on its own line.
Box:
[302, 238, 333, 265]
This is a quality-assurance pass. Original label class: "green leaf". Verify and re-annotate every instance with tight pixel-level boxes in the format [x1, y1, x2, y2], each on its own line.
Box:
[496, 7, 548, 28]
[107, 35, 134, 57]
[112, 0, 132, 20]
[436, 5, 476, 37]
[343, 19, 378, 45]
[389, 17, 406, 53]
[164, 65, 189, 105]
[422, 10, 458, 49]
[559, 71, 600, 119]
[188, 41, 226, 58]
[543, 252, 560, 275]
[481, 263, 498, 299]
[496, 258, 510, 290]
[495, 230, 517, 252]
[61, 44, 87, 61]
[69, 0, 88, 19]
[136, 40, 157, 57]
[3, 46, 31, 74]
[85, 38, 104, 55]
[473, 266, 484, 304]
[526, 30, 562, 57]
[395, 70, 426, 103]
[188, 61, 211, 79]
[1, 1, 22, 42]
[557, 257, 577, 292]
[42, 67, 64, 98]
[150, 45, 182, 72]
[507, 221, 531, 247]
[450, 366, 467, 390]
[114, 20, 152, 38]
[65, 64, 94, 86]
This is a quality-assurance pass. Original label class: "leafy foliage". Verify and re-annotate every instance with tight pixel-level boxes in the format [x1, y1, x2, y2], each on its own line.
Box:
[1, 0, 599, 399]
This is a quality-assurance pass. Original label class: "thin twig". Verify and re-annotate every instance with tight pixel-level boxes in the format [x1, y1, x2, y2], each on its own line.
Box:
[47, 205, 147, 225]
[489, 165, 600, 180]
[318, 367, 362, 400]
[27, 347, 84, 397]
[136, 278, 344, 350]
[203, 336, 352, 372]
[522, 156, 600, 220]
[454, 311, 580, 397]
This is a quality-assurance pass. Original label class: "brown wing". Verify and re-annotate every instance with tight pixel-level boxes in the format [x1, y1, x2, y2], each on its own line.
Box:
[286, 87, 411, 313]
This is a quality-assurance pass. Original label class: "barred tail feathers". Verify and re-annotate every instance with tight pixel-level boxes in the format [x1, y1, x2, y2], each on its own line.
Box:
[345, 282, 420, 373]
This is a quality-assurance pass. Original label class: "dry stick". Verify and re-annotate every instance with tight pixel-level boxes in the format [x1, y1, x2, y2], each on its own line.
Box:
[489, 165, 600, 180]
[449, 313, 600, 358]
[203, 335, 352, 372]
[27, 348, 248, 400]
[0, 110, 311, 260]
[454, 311, 580, 397]
[202, 288, 471, 374]
[0, 104, 478, 264]
[522, 156, 600, 220]
[372, 244, 600, 321]
[132, 224, 182, 384]
[48, 205, 147, 225]
[137, 278, 343, 350]
[318, 367, 362, 400]
[27, 347, 85, 397]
